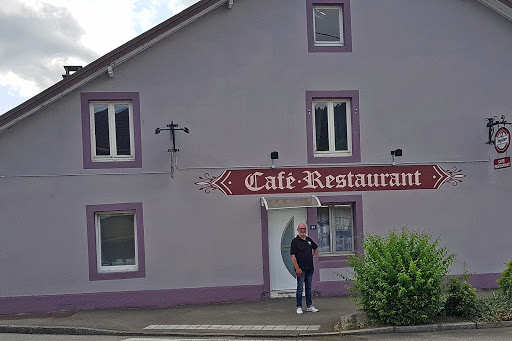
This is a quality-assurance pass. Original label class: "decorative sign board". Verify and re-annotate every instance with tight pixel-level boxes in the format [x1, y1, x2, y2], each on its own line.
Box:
[309, 225, 317, 231]
[195, 165, 465, 195]
[495, 127, 511, 153]
[494, 156, 511, 170]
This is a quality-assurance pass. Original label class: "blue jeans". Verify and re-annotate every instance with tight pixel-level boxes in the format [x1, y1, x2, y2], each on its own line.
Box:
[296, 270, 314, 308]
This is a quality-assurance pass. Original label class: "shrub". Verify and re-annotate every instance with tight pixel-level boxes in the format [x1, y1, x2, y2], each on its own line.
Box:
[346, 228, 455, 326]
[475, 290, 512, 322]
[444, 271, 477, 317]
[498, 257, 512, 298]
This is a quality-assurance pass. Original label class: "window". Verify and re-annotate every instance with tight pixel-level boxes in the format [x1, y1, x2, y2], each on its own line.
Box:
[86, 203, 145, 281]
[306, 0, 352, 53]
[91, 102, 134, 161]
[317, 204, 354, 254]
[81, 92, 142, 169]
[306, 90, 360, 164]
[313, 99, 351, 156]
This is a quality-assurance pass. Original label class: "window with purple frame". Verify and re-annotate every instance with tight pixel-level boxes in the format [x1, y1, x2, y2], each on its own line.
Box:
[306, 0, 352, 53]
[81, 92, 142, 169]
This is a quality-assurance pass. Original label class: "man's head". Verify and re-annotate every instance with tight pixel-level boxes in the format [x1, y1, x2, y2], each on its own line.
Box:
[297, 223, 307, 238]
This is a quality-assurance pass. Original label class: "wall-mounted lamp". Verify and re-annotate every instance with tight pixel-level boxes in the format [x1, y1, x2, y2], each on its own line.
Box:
[391, 148, 402, 165]
[270, 151, 279, 169]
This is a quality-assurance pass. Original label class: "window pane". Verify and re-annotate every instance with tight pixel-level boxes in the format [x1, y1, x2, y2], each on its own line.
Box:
[333, 102, 348, 151]
[99, 213, 136, 267]
[94, 104, 110, 156]
[314, 7, 341, 42]
[314, 102, 329, 152]
[332, 206, 353, 252]
[317, 207, 331, 253]
[114, 104, 131, 156]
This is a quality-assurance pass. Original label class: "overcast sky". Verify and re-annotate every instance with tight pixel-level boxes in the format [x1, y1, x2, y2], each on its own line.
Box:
[0, 0, 200, 115]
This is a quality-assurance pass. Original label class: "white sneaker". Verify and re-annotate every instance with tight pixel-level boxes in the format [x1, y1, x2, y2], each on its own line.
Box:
[296, 307, 303, 314]
[307, 306, 319, 312]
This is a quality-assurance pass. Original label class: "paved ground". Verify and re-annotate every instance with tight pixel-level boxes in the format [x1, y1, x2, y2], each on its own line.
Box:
[1, 295, 511, 338]
[0, 296, 358, 336]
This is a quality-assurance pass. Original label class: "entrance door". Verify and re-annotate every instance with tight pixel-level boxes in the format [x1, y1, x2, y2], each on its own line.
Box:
[268, 208, 307, 291]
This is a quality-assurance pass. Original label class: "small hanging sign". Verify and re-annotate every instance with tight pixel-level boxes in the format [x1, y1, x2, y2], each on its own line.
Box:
[494, 156, 511, 170]
[494, 127, 511, 153]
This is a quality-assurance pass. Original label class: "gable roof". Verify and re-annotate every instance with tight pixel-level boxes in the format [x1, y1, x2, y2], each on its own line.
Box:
[0, 0, 228, 133]
[0, 0, 510, 133]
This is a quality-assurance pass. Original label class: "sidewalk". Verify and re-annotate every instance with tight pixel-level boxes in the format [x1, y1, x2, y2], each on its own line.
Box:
[0, 296, 359, 337]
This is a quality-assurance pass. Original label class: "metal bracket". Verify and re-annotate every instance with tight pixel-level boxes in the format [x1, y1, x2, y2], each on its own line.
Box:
[486, 115, 511, 145]
[155, 121, 189, 152]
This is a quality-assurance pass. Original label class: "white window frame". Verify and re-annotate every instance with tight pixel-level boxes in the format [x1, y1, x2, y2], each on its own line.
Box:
[313, 6, 344, 46]
[312, 99, 352, 157]
[318, 204, 354, 255]
[89, 102, 135, 162]
[95, 210, 139, 273]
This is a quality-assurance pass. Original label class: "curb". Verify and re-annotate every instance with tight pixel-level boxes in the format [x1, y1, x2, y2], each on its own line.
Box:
[338, 321, 512, 335]
[1, 321, 512, 337]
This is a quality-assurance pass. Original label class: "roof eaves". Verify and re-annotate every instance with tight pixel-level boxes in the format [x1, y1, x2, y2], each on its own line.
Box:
[0, 0, 227, 133]
[476, 0, 512, 21]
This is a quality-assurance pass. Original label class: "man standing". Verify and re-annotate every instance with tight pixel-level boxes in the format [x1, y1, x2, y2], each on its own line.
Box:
[290, 223, 319, 314]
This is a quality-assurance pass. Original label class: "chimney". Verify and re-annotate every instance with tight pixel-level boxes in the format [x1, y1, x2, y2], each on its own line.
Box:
[62, 66, 83, 78]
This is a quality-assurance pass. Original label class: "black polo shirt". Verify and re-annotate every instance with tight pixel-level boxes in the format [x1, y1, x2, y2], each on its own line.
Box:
[290, 235, 318, 272]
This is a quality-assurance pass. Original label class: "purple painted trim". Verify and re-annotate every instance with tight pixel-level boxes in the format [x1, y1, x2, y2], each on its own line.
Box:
[317, 280, 353, 296]
[260, 206, 271, 298]
[306, 90, 360, 164]
[306, 0, 352, 53]
[0, 0, 224, 130]
[86, 202, 146, 281]
[316, 273, 501, 297]
[467, 272, 501, 289]
[316, 195, 363, 269]
[81, 92, 142, 169]
[0, 285, 263, 316]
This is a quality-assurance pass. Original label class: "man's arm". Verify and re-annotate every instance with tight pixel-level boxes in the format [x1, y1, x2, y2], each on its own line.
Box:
[290, 254, 302, 276]
[313, 247, 318, 258]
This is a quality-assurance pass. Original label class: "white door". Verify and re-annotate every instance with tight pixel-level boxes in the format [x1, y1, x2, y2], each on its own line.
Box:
[268, 208, 308, 291]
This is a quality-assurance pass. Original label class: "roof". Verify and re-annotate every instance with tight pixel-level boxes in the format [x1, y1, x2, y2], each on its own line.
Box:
[0, 0, 510, 133]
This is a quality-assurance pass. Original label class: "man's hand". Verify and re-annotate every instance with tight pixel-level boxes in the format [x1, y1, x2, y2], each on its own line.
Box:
[295, 267, 303, 277]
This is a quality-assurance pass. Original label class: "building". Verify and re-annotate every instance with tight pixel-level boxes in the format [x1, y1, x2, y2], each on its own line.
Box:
[0, 0, 511, 315]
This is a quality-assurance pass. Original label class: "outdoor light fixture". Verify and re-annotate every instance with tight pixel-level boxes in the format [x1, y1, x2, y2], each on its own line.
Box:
[155, 121, 189, 152]
[271, 151, 279, 169]
[391, 148, 403, 165]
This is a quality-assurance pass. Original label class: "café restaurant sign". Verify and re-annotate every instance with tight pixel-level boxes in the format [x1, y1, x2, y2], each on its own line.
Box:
[195, 165, 465, 195]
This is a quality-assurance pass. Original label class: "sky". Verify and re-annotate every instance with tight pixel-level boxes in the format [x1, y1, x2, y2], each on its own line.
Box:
[0, 0, 200, 115]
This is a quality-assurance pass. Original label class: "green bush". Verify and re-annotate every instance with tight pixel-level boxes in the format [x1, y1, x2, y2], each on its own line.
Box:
[475, 291, 512, 322]
[498, 258, 512, 298]
[444, 272, 477, 317]
[346, 228, 455, 326]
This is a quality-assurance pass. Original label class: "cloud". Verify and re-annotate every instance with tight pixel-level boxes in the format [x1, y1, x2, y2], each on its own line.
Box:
[0, 0, 99, 96]
[0, 0, 198, 107]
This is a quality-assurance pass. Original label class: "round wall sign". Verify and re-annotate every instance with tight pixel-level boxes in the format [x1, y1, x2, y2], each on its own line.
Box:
[495, 127, 511, 153]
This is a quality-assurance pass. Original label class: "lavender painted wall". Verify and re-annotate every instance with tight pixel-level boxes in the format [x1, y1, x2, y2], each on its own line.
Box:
[0, 0, 511, 313]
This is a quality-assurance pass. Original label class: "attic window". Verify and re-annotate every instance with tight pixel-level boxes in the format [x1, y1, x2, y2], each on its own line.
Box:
[306, 0, 352, 53]
[81, 92, 142, 169]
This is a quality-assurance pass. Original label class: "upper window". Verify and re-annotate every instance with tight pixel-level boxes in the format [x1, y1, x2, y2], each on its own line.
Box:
[306, 90, 360, 164]
[306, 0, 352, 53]
[86, 203, 146, 281]
[313, 99, 351, 156]
[81, 92, 142, 169]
